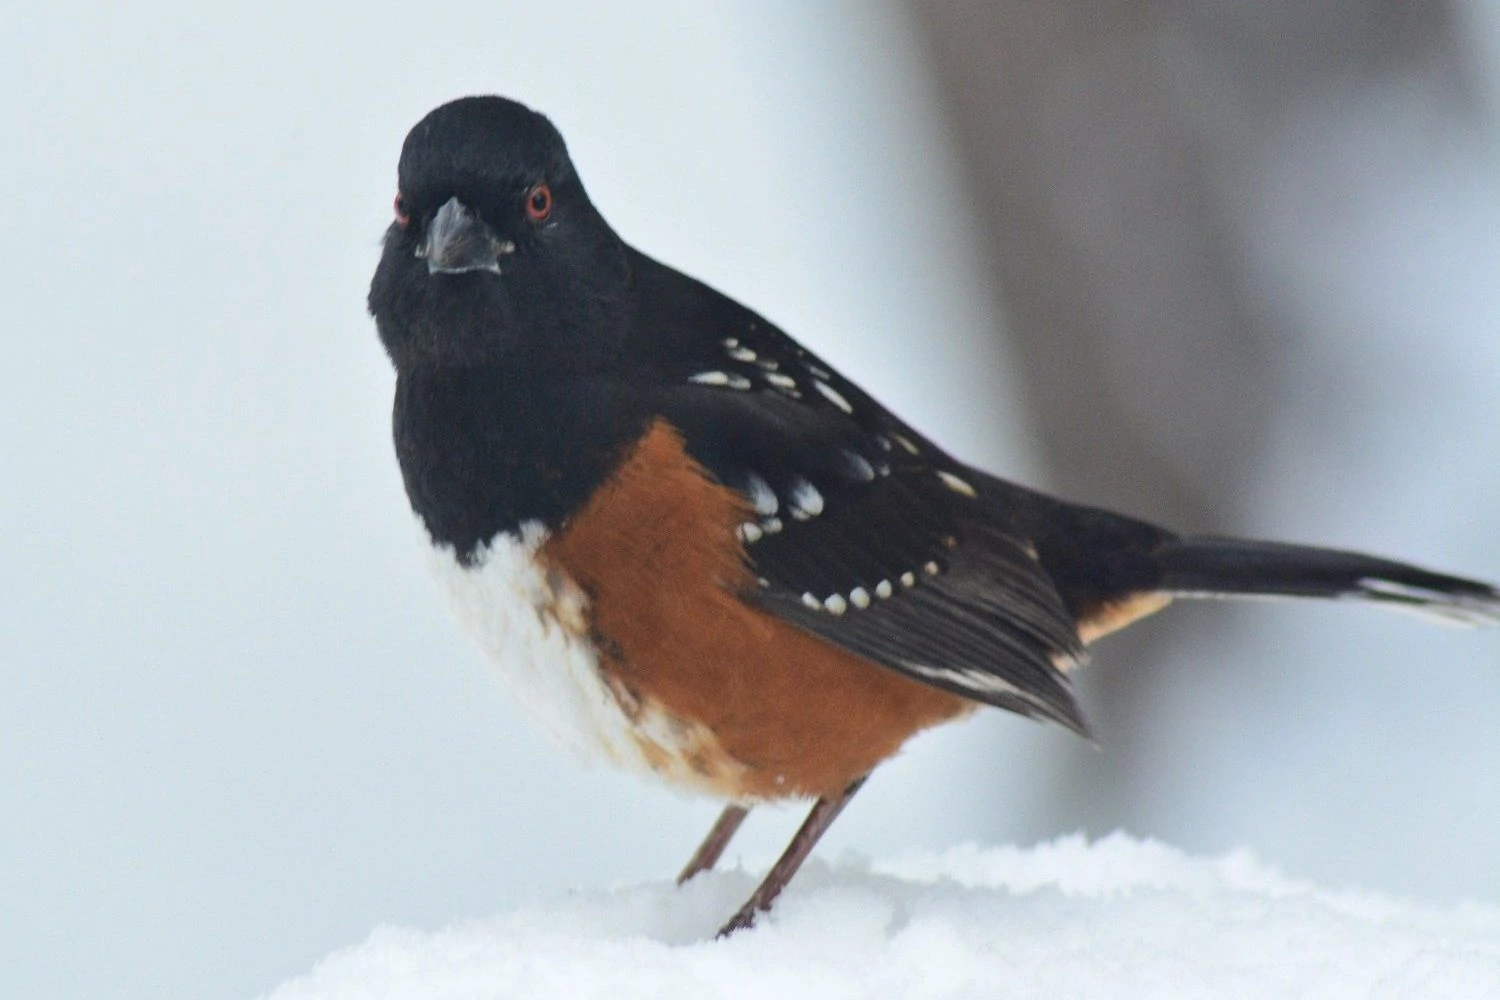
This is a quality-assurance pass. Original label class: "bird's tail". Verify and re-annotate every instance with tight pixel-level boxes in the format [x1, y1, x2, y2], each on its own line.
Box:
[1154, 536, 1500, 627]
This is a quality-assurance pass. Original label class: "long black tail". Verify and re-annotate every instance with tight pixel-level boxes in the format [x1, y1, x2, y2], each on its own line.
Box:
[1155, 536, 1500, 626]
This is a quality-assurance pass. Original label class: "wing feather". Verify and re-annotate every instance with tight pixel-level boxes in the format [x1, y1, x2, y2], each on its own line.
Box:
[658, 382, 1090, 734]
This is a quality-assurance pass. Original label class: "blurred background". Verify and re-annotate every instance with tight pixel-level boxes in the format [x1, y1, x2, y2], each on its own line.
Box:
[2, 3, 1496, 998]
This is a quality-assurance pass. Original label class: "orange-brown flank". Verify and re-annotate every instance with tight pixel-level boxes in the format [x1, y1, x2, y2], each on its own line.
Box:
[540, 421, 971, 801]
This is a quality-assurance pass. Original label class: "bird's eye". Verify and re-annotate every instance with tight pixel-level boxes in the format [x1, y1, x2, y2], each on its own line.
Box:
[393, 192, 411, 228]
[526, 184, 553, 222]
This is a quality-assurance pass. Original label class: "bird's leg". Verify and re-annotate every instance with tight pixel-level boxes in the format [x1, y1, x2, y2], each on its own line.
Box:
[716, 775, 868, 937]
[677, 803, 751, 884]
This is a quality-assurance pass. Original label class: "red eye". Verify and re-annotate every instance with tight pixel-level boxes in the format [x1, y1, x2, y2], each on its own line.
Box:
[526, 184, 552, 222]
[393, 192, 411, 228]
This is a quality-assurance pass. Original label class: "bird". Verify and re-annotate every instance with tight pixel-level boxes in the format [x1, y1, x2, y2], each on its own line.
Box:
[367, 95, 1500, 936]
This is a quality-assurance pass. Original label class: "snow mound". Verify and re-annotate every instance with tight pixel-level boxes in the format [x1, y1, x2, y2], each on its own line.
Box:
[263, 834, 1500, 999]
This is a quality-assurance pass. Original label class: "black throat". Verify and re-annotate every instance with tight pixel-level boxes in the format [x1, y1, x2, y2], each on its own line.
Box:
[393, 364, 652, 562]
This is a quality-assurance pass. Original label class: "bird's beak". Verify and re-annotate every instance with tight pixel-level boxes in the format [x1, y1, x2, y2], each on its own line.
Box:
[415, 197, 515, 275]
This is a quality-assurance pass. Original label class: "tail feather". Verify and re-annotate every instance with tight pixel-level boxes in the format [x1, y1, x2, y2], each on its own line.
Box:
[1155, 536, 1500, 627]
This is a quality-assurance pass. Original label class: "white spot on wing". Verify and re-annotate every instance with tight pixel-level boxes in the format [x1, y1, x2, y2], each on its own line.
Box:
[841, 450, 876, 483]
[744, 473, 778, 516]
[850, 587, 871, 609]
[727, 346, 757, 362]
[823, 594, 848, 615]
[802, 592, 821, 610]
[902, 661, 1026, 698]
[737, 522, 763, 544]
[689, 370, 750, 390]
[787, 478, 824, 519]
[937, 470, 978, 498]
[875, 579, 894, 599]
[765, 372, 798, 390]
[901, 571, 917, 588]
[814, 379, 854, 414]
[891, 433, 921, 455]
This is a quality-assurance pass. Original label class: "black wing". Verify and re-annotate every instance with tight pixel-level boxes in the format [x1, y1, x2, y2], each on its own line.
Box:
[645, 308, 1090, 734]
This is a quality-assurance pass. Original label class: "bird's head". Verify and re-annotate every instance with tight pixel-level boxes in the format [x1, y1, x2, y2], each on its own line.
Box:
[368, 96, 630, 372]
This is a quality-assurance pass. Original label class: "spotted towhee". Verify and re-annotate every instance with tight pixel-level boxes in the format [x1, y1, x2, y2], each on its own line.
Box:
[368, 96, 1500, 935]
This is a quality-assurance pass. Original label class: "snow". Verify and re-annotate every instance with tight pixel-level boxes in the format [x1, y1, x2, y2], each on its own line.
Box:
[263, 835, 1500, 1000]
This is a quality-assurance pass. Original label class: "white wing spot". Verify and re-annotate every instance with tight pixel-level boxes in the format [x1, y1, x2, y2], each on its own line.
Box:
[723, 337, 740, 349]
[737, 522, 764, 544]
[787, 478, 824, 520]
[849, 587, 871, 610]
[761, 516, 784, 535]
[923, 560, 941, 576]
[805, 362, 833, 379]
[841, 450, 876, 483]
[903, 662, 1024, 698]
[765, 372, 798, 390]
[875, 436, 894, 452]
[900, 571, 917, 588]
[823, 593, 848, 615]
[756, 358, 780, 371]
[875, 579, 894, 599]
[727, 346, 757, 362]
[801, 592, 821, 610]
[814, 379, 854, 414]
[891, 433, 921, 455]
[692, 370, 751, 390]
[744, 473, 778, 516]
[937, 470, 978, 498]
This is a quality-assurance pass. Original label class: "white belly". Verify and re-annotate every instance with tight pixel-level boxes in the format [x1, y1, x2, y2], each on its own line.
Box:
[422, 519, 741, 795]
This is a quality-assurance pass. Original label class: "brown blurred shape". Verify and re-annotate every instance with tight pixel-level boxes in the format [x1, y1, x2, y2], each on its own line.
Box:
[906, 1, 1480, 830]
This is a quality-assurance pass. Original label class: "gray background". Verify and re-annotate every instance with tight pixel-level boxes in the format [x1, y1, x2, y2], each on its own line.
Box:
[2, 4, 1497, 999]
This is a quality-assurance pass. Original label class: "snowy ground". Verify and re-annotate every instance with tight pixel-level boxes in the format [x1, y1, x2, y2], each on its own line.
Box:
[263, 835, 1500, 1000]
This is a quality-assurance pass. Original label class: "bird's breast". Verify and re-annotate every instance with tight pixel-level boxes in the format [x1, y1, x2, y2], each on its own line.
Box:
[424, 518, 754, 796]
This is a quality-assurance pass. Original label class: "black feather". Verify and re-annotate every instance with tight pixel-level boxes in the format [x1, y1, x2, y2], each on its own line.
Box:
[1157, 536, 1500, 626]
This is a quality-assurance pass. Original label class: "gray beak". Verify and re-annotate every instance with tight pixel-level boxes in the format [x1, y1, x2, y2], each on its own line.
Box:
[415, 197, 515, 275]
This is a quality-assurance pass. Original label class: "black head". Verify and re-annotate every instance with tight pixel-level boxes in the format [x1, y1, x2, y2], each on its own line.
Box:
[368, 97, 630, 372]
